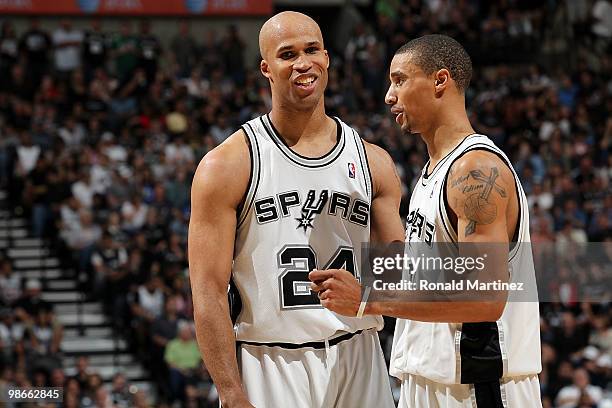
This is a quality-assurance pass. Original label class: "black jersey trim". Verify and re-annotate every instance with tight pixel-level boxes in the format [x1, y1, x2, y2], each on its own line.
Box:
[266, 113, 342, 160]
[353, 129, 373, 201]
[236, 330, 362, 350]
[421, 133, 480, 185]
[237, 123, 261, 229]
[259, 115, 346, 168]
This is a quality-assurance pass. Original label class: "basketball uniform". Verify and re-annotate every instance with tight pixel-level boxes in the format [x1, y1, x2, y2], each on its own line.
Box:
[232, 114, 394, 408]
[391, 134, 542, 407]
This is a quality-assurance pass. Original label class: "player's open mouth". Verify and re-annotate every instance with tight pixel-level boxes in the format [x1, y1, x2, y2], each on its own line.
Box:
[294, 75, 317, 90]
[391, 108, 404, 124]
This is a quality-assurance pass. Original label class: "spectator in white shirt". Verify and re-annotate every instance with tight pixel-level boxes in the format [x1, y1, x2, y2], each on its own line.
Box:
[57, 116, 86, 150]
[90, 154, 112, 194]
[555, 368, 603, 408]
[16, 132, 40, 177]
[121, 193, 148, 232]
[0, 260, 20, 306]
[52, 20, 83, 75]
[164, 136, 194, 169]
[59, 195, 81, 234]
[71, 170, 94, 209]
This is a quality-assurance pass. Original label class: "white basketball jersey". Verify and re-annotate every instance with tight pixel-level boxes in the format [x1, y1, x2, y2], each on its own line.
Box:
[390, 134, 541, 384]
[232, 114, 383, 344]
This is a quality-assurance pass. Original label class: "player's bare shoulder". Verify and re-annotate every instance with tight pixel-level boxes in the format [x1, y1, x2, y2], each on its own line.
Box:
[446, 150, 516, 237]
[362, 141, 401, 199]
[192, 129, 251, 209]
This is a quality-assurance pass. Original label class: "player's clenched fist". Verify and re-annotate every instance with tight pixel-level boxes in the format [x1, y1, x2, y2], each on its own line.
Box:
[309, 269, 363, 317]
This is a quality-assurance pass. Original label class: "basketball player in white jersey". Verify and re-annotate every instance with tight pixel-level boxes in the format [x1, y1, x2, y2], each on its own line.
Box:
[188, 12, 404, 408]
[311, 35, 542, 407]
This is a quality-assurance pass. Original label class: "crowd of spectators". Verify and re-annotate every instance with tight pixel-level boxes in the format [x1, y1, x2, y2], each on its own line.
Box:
[0, 0, 610, 406]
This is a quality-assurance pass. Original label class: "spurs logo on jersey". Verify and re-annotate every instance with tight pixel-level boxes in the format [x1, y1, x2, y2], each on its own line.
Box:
[405, 209, 435, 245]
[254, 189, 370, 231]
[232, 114, 383, 344]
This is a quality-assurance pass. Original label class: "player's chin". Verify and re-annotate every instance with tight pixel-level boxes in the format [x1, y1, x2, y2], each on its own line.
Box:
[401, 123, 413, 136]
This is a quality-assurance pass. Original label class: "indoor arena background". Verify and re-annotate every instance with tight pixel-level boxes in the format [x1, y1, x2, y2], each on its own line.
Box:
[0, 0, 610, 407]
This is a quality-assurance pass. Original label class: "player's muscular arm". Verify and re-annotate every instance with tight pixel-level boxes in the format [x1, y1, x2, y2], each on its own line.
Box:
[366, 151, 514, 322]
[366, 142, 406, 243]
[189, 131, 254, 408]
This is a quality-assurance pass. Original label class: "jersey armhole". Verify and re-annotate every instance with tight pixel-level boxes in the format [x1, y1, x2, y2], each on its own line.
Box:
[440, 146, 522, 251]
[237, 123, 261, 228]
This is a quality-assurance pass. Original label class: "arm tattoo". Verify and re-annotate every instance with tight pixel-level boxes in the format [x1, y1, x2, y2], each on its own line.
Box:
[449, 166, 508, 236]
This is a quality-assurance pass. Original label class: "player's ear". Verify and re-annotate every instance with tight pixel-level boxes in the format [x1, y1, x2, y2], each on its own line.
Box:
[434, 69, 450, 96]
[324, 49, 329, 69]
[260, 59, 271, 80]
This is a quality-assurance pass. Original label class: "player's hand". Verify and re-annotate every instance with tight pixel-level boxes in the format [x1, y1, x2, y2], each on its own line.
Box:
[309, 269, 362, 317]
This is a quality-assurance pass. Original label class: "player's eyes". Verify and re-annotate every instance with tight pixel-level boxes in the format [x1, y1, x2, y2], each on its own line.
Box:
[306, 47, 319, 54]
[280, 51, 295, 60]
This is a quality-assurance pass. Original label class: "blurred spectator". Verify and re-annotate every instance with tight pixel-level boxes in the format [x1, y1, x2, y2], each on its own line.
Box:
[82, 20, 109, 81]
[0, 308, 25, 369]
[121, 193, 148, 232]
[0, 260, 20, 306]
[555, 367, 603, 408]
[52, 20, 83, 78]
[112, 21, 138, 82]
[71, 356, 91, 390]
[110, 372, 131, 408]
[91, 231, 128, 305]
[26, 307, 63, 375]
[137, 20, 161, 84]
[15, 132, 40, 177]
[18, 18, 51, 87]
[13, 279, 51, 321]
[0, 22, 19, 89]
[150, 296, 181, 401]
[170, 21, 199, 77]
[220, 25, 246, 85]
[164, 321, 201, 404]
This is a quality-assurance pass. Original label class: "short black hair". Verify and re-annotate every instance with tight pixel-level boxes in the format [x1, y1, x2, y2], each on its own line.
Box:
[395, 34, 472, 93]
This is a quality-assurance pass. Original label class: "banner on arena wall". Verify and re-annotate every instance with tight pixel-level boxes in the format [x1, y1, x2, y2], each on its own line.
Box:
[0, 0, 272, 16]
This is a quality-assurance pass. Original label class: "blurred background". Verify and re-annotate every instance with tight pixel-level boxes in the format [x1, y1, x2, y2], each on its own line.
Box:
[0, 0, 610, 407]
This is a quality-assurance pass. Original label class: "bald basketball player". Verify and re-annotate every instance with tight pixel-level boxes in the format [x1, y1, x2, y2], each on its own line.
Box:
[189, 11, 403, 408]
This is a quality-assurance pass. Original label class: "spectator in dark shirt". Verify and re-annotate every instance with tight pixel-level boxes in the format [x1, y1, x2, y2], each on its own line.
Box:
[137, 20, 161, 85]
[18, 18, 51, 88]
[14, 279, 51, 322]
[170, 20, 199, 77]
[0, 22, 19, 90]
[82, 19, 109, 82]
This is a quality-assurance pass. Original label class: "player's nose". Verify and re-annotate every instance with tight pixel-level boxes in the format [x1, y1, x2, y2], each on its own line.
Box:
[385, 86, 397, 105]
[293, 53, 313, 72]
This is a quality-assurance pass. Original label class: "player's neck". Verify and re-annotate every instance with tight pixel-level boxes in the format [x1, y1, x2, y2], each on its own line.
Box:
[421, 108, 474, 164]
[269, 99, 333, 145]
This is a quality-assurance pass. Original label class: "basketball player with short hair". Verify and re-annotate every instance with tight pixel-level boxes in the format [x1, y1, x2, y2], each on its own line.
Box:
[188, 12, 403, 408]
[310, 35, 542, 407]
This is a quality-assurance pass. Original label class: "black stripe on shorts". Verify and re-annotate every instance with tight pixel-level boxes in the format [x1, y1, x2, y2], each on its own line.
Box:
[474, 380, 504, 408]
